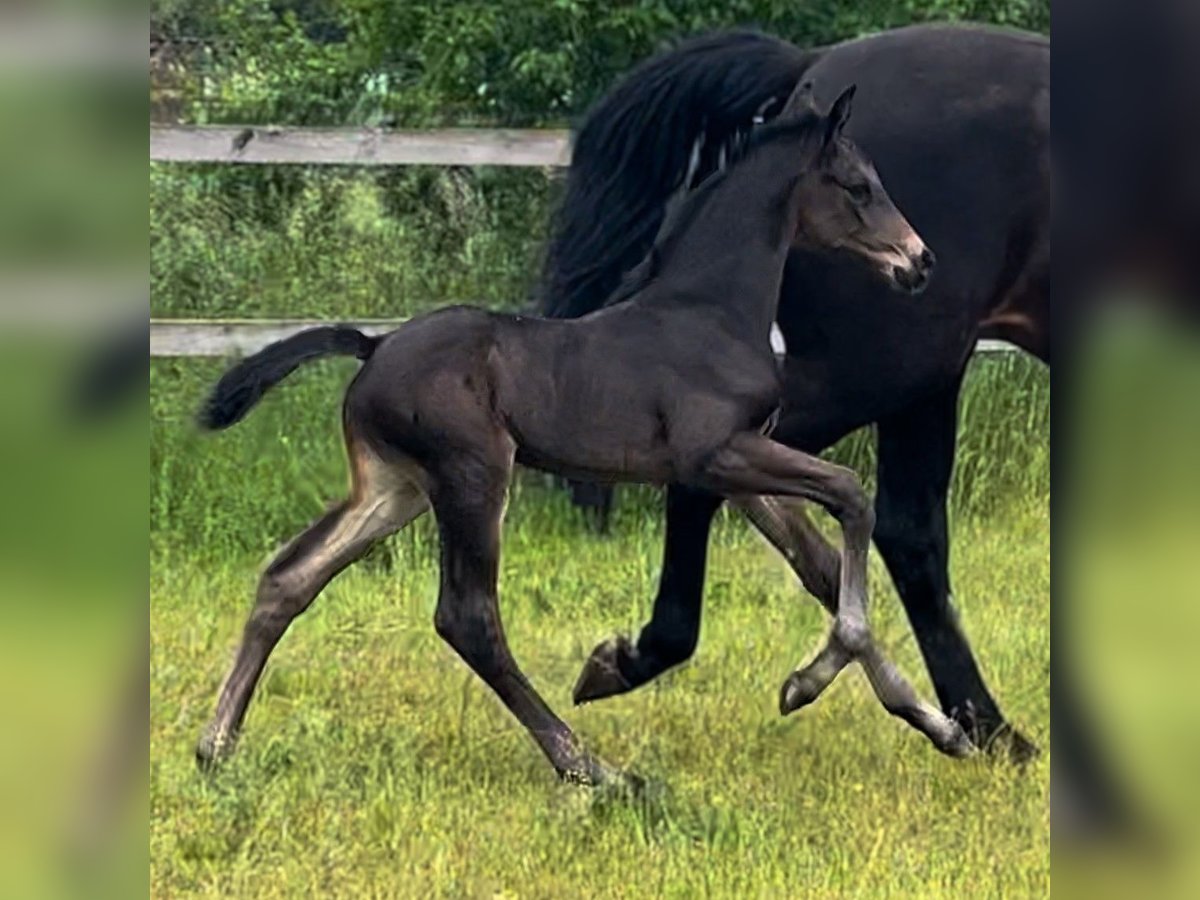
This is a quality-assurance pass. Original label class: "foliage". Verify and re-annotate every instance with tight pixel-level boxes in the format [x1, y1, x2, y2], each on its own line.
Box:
[150, 1, 1050, 319]
[150, 164, 551, 317]
[152, 1, 1048, 127]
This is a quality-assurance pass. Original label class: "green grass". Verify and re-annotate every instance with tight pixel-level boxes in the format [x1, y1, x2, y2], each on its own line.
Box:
[151, 356, 1049, 898]
[151, 166, 552, 320]
[151, 493, 1049, 898]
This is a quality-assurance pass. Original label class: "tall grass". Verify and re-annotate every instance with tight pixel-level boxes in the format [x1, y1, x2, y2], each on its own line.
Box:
[151, 349, 1047, 567]
[151, 166, 553, 319]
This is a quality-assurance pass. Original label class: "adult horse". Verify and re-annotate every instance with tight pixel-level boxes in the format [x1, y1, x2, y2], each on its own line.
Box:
[541, 25, 1049, 760]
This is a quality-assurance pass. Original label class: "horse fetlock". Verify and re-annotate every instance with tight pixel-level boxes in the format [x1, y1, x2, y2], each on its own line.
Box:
[833, 617, 872, 657]
[558, 754, 645, 796]
[641, 626, 698, 668]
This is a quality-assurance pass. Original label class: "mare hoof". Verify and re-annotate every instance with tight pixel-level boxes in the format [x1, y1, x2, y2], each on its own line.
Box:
[573, 636, 635, 705]
[779, 671, 823, 716]
[984, 723, 1041, 766]
[195, 725, 236, 772]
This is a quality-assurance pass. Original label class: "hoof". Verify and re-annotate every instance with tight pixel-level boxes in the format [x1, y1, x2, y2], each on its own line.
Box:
[573, 636, 635, 705]
[985, 723, 1041, 766]
[779, 670, 823, 716]
[559, 753, 643, 794]
[938, 721, 976, 759]
[195, 724, 235, 772]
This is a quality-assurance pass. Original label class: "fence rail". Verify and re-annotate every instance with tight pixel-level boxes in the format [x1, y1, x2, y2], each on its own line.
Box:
[149, 129, 1017, 360]
[149, 318, 1016, 358]
[150, 125, 571, 167]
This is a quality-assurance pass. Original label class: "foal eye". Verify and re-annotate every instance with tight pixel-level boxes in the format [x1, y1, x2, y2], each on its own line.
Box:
[847, 183, 871, 203]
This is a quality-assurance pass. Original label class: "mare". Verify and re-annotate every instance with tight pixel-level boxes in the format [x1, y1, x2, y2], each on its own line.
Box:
[541, 26, 1049, 761]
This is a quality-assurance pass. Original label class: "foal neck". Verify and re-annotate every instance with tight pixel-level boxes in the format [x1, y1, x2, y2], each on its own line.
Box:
[641, 134, 815, 341]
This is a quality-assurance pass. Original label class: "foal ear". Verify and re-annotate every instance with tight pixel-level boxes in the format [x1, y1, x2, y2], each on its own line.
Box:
[824, 84, 857, 144]
[820, 84, 859, 144]
[780, 79, 817, 119]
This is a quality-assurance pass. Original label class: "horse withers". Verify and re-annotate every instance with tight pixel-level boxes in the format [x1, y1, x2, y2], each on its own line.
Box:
[194, 81, 964, 786]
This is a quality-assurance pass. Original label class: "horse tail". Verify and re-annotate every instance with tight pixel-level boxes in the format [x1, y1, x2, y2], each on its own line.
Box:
[197, 326, 378, 430]
[538, 30, 824, 320]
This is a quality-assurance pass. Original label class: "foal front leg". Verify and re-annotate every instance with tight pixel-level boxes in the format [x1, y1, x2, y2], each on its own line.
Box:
[698, 434, 970, 757]
[737, 494, 970, 745]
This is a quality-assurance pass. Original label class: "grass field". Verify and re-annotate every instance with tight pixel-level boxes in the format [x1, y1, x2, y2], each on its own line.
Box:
[150, 354, 1050, 898]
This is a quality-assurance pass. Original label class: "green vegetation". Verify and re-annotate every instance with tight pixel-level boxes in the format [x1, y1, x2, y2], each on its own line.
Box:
[151, 1, 1050, 321]
[151, 4, 1051, 895]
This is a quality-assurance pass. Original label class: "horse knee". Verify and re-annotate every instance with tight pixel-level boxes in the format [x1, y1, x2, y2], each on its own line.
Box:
[828, 470, 873, 535]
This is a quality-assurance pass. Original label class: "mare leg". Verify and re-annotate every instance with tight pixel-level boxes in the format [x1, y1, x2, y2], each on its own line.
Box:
[573, 486, 722, 704]
[736, 495, 975, 752]
[431, 455, 627, 786]
[567, 479, 615, 533]
[697, 433, 970, 757]
[874, 383, 1038, 761]
[196, 454, 427, 768]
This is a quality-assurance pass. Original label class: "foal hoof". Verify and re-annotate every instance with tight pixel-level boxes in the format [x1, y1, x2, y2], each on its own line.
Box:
[560, 754, 644, 795]
[195, 725, 235, 773]
[573, 636, 635, 705]
[779, 671, 823, 716]
[938, 721, 976, 759]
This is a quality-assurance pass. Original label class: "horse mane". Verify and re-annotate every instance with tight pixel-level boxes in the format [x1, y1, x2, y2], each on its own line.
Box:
[538, 30, 823, 319]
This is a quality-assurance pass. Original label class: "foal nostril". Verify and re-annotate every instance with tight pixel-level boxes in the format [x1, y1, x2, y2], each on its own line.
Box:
[894, 263, 928, 295]
[919, 248, 936, 271]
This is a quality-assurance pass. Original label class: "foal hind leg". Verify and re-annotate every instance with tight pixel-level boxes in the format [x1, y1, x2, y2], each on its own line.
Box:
[196, 452, 427, 768]
[736, 495, 974, 754]
[697, 434, 970, 757]
[430, 454, 628, 786]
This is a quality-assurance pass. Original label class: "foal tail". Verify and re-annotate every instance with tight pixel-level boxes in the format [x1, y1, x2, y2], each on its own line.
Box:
[197, 326, 378, 430]
[538, 30, 823, 320]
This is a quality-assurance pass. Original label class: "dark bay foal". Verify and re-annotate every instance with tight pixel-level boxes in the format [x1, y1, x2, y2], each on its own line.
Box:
[195, 82, 968, 785]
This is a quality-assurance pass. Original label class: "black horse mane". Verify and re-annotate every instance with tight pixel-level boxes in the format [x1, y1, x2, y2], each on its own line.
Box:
[539, 30, 823, 319]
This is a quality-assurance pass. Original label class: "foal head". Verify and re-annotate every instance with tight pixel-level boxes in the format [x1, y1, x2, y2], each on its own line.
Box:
[778, 82, 935, 295]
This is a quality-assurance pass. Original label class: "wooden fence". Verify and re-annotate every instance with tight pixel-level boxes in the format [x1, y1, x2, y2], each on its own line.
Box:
[150, 125, 571, 167]
[150, 126, 1016, 357]
[149, 319, 1013, 357]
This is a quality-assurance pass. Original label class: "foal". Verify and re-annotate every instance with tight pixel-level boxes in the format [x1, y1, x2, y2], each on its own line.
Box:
[196, 82, 968, 784]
